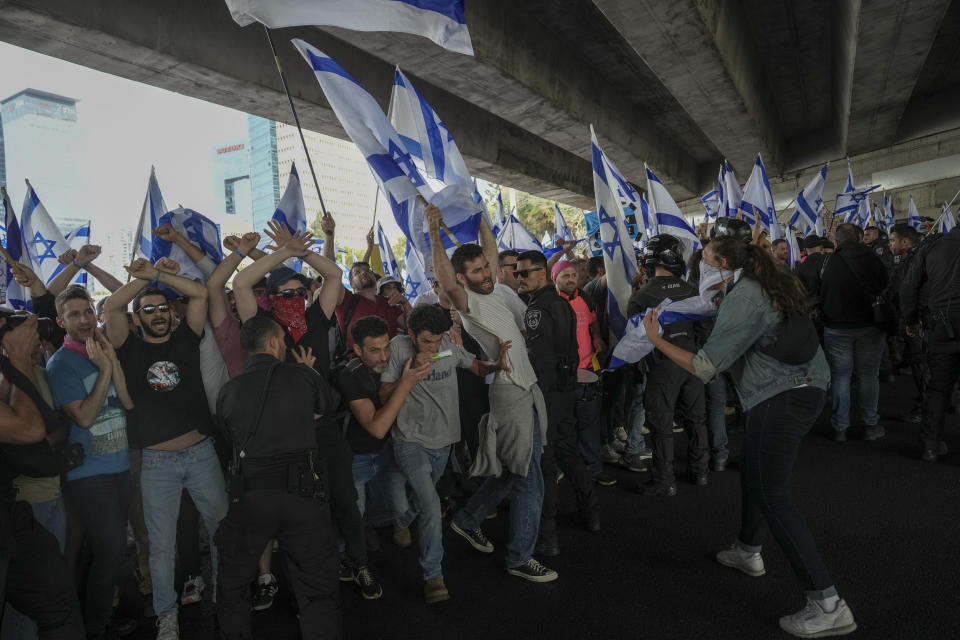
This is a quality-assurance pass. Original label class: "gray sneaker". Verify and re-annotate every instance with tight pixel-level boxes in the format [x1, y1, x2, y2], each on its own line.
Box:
[778, 598, 857, 638]
[601, 444, 622, 464]
[155, 614, 179, 640]
[716, 544, 765, 577]
[613, 426, 628, 443]
[863, 424, 885, 441]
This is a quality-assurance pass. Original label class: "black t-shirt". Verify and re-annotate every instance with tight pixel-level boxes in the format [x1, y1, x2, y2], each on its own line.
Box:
[116, 324, 213, 448]
[332, 361, 388, 455]
[254, 303, 334, 378]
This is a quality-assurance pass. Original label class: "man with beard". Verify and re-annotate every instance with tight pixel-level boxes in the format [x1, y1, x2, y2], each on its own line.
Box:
[493, 249, 526, 331]
[427, 205, 557, 584]
[515, 252, 598, 557]
[321, 214, 410, 351]
[887, 224, 925, 423]
[552, 260, 613, 486]
[104, 257, 227, 640]
[215, 316, 341, 639]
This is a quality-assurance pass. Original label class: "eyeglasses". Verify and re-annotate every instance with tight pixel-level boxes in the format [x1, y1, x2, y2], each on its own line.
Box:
[276, 287, 307, 299]
[515, 267, 544, 279]
[138, 304, 170, 315]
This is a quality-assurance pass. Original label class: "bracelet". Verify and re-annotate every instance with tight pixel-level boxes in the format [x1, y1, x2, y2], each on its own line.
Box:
[71, 261, 85, 270]
[149, 273, 161, 287]
[234, 250, 246, 259]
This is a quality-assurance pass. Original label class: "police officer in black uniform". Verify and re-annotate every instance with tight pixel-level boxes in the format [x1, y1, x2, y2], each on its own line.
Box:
[630, 234, 709, 496]
[515, 250, 598, 557]
[887, 223, 926, 423]
[900, 222, 960, 462]
[215, 316, 341, 639]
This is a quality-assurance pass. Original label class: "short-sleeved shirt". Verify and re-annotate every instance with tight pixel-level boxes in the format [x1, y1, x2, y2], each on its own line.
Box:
[562, 290, 597, 369]
[212, 315, 246, 379]
[46, 348, 130, 481]
[494, 283, 526, 332]
[332, 361, 388, 455]
[380, 335, 475, 449]
[459, 288, 537, 390]
[116, 324, 213, 448]
[335, 290, 403, 352]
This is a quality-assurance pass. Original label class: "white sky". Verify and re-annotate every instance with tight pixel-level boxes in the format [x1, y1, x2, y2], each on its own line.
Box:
[0, 41, 248, 232]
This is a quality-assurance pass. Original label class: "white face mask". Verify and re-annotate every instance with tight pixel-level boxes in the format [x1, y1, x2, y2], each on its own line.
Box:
[698, 262, 741, 298]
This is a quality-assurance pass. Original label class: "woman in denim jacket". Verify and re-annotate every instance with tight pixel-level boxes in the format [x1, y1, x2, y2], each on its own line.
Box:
[643, 236, 857, 639]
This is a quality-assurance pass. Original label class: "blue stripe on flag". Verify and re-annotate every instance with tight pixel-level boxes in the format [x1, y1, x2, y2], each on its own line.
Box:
[415, 89, 446, 182]
[367, 153, 408, 184]
[393, 0, 467, 23]
[591, 144, 608, 186]
[398, 135, 423, 160]
[303, 48, 364, 88]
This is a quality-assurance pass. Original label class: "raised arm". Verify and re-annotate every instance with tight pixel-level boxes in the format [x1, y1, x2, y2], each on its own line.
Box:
[267, 221, 343, 320]
[208, 232, 260, 328]
[233, 230, 314, 323]
[45, 249, 79, 296]
[0, 316, 45, 444]
[103, 259, 150, 348]
[352, 359, 431, 439]
[153, 223, 206, 267]
[478, 215, 500, 279]
[426, 204, 468, 312]
[10, 261, 47, 299]
[546, 239, 576, 273]
[320, 212, 336, 261]
[60, 335, 114, 429]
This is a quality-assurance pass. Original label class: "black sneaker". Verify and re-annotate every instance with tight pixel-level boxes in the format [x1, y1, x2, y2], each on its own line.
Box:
[592, 472, 617, 486]
[833, 429, 847, 442]
[252, 574, 278, 611]
[863, 424, 886, 441]
[338, 562, 354, 582]
[901, 407, 922, 424]
[507, 558, 558, 583]
[637, 480, 677, 497]
[353, 566, 383, 600]
[450, 521, 494, 553]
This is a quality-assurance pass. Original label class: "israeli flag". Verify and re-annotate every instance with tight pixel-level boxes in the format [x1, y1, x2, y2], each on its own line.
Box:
[134, 166, 167, 262]
[1, 188, 29, 310]
[939, 205, 956, 234]
[403, 241, 431, 301]
[376, 219, 400, 278]
[227, 0, 474, 55]
[645, 165, 701, 263]
[907, 195, 923, 230]
[389, 67, 482, 250]
[20, 181, 72, 286]
[720, 161, 743, 221]
[554, 202, 573, 245]
[541, 230, 552, 248]
[590, 126, 639, 343]
[293, 40, 431, 248]
[271, 163, 308, 271]
[789, 164, 828, 235]
[65, 221, 91, 286]
[883, 194, 896, 230]
[609, 294, 718, 368]
[151, 208, 223, 283]
[835, 160, 858, 223]
[496, 213, 542, 252]
[785, 227, 803, 270]
[701, 190, 719, 221]
[638, 194, 658, 239]
[740, 154, 779, 240]
[815, 202, 826, 237]
[492, 190, 507, 238]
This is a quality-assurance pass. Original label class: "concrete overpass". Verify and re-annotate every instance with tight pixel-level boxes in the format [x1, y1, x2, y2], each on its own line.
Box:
[0, 0, 958, 214]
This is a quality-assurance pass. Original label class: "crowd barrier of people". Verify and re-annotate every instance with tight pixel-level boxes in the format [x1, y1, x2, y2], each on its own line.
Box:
[0, 209, 957, 640]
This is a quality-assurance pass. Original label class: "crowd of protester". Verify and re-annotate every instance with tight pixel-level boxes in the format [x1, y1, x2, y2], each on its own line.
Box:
[0, 206, 957, 640]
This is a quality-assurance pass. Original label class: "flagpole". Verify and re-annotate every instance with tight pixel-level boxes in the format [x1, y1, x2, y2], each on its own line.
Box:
[945, 187, 960, 211]
[263, 26, 329, 218]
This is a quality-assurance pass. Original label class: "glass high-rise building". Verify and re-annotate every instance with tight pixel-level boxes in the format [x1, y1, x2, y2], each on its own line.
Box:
[0, 89, 90, 228]
[247, 115, 378, 251]
[211, 139, 252, 219]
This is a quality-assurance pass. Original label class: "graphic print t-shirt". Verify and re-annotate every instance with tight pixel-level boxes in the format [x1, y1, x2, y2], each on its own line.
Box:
[116, 324, 213, 448]
[46, 348, 130, 482]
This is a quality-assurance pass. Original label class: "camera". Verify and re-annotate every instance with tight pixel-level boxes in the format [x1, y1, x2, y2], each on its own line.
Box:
[0, 311, 57, 343]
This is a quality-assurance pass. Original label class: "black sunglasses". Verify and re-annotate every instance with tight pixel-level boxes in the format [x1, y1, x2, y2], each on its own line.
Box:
[515, 267, 544, 279]
[138, 304, 170, 315]
[277, 287, 307, 299]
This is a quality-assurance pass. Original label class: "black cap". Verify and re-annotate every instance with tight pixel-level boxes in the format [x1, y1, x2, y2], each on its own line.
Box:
[266, 267, 310, 291]
[803, 235, 823, 250]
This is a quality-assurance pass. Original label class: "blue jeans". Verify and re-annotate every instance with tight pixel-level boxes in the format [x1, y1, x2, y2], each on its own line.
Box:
[626, 373, 648, 455]
[65, 472, 131, 635]
[453, 414, 543, 569]
[141, 438, 228, 618]
[706, 375, 730, 462]
[575, 382, 604, 474]
[351, 444, 394, 517]
[392, 440, 451, 580]
[823, 326, 884, 431]
[1, 497, 66, 640]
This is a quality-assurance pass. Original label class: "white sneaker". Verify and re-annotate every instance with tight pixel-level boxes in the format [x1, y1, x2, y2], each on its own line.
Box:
[180, 574, 205, 605]
[613, 426, 628, 442]
[156, 614, 179, 640]
[716, 544, 766, 577]
[779, 598, 857, 638]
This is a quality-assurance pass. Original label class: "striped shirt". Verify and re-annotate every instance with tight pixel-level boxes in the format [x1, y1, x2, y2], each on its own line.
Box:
[461, 287, 537, 390]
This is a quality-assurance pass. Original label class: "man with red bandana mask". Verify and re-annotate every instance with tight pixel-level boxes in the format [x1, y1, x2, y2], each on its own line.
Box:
[232, 221, 343, 377]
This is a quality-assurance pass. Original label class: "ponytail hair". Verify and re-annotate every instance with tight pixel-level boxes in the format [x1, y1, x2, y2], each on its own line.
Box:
[708, 237, 809, 315]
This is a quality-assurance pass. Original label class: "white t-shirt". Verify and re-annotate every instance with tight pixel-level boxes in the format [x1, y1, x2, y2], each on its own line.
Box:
[460, 288, 537, 390]
[494, 283, 526, 332]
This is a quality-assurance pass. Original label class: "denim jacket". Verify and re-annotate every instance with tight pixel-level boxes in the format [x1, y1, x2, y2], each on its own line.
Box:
[692, 276, 830, 410]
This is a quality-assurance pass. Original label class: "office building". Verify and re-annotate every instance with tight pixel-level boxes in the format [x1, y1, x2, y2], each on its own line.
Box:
[211, 139, 252, 219]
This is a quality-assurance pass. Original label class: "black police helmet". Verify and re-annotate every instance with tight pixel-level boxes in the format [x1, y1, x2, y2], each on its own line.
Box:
[710, 216, 752, 244]
[642, 234, 685, 275]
